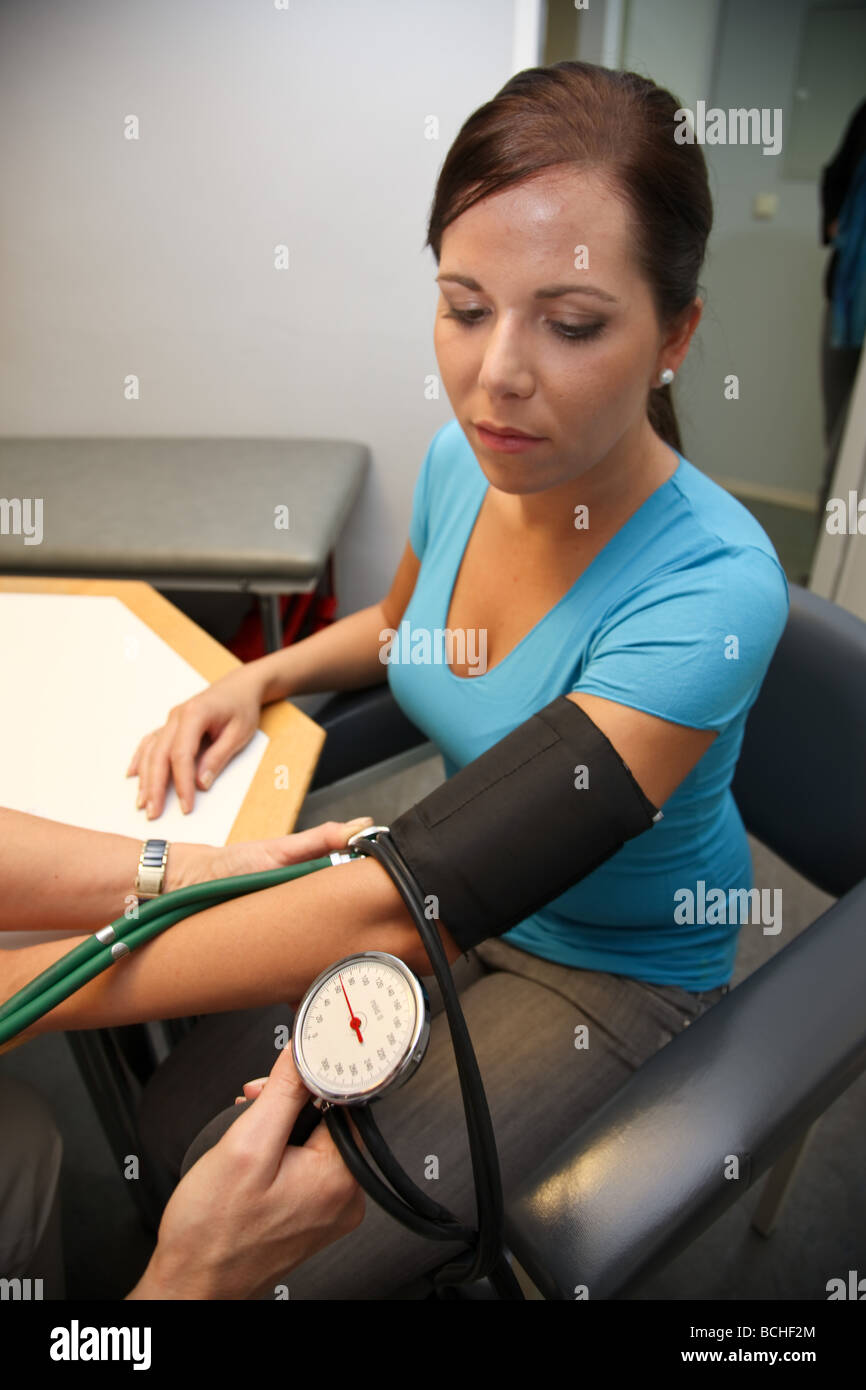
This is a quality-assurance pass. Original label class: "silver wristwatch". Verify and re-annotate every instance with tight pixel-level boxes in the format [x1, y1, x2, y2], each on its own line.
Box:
[135, 838, 169, 900]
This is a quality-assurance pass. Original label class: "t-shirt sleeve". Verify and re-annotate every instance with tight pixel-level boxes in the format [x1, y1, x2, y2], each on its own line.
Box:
[407, 429, 442, 561]
[571, 546, 790, 733]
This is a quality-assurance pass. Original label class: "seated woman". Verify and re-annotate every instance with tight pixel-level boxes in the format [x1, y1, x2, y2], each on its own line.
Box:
[5, 60, 789, 1300]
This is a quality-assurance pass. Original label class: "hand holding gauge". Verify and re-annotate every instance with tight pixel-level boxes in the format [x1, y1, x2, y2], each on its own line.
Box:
[184, 823, 522, 1294]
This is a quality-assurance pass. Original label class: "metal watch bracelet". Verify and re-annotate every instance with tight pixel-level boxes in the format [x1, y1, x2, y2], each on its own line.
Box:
[135, 838, 169, 900]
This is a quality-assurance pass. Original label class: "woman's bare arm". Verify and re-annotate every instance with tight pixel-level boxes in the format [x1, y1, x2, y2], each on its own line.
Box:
[254, 542, 422, 703]
[2, 854, 463, 1044]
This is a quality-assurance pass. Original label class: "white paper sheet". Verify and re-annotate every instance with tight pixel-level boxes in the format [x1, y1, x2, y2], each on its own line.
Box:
[0, 592, 267, 843]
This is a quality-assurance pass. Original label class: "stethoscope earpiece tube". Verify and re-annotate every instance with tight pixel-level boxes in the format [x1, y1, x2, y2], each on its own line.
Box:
[324, 1106, 475, 1244]
[349, 831, 523, 1297]
[353, 1104, 467, 1229]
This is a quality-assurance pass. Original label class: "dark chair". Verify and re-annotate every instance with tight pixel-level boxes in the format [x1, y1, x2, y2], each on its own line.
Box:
[296, 583, 866, 1298]
[502, 582, 866, 1298]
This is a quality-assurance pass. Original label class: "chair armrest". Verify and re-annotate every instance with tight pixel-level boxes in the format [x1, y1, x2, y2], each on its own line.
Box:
[309, 684, 430, 791]
[505, 878, 866, 1300]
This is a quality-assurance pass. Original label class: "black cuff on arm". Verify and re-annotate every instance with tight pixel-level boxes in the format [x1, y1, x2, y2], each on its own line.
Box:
[387, 695, 661, 955]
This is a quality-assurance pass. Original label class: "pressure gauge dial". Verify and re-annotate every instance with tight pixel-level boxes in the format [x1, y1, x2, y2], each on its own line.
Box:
[292, 952, 430, 1105]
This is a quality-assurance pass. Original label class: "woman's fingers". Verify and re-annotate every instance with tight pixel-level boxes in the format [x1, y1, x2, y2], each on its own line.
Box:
[133, 709, 214, 820]
[128, 676, 264, 821]
[132, 725, 168, 817]
[194, 716, 255, 792]
[129, 732, 159, 805]
[126, 734, 149, 779]
[141, 718, 183, 820]
[134, 735, 156, 813]
[168, 712, 213, 816]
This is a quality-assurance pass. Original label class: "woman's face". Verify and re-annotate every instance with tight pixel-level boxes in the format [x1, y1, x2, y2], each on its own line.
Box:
[433, 163, 701, 497]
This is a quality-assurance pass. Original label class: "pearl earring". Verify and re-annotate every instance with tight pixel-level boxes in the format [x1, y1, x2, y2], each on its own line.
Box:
[659, 368, 675, 386]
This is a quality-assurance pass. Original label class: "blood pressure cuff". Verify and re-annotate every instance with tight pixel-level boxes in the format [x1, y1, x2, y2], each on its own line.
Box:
[387, 695, 662, 955]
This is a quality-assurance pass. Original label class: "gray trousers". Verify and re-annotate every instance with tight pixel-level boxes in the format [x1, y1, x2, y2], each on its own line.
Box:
[137, 938, 728, 1300]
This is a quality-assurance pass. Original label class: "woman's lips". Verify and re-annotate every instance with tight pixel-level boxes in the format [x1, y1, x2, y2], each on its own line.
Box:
[475, 424, 546, 453]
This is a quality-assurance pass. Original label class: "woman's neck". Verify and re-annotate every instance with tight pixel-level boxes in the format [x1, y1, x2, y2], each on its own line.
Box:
[489, 423, 679, 545]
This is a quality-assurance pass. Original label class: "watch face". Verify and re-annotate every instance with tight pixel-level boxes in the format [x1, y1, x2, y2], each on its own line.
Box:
[293, 953, 429, 1103]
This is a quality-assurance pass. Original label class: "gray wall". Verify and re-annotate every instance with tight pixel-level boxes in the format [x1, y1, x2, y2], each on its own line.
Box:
[0, 0, 521, 614]
[583, 0, 862, 505]
[622, 0, 720, 113]
[652, 0, 863, 501]
[2, 0, 860, 626]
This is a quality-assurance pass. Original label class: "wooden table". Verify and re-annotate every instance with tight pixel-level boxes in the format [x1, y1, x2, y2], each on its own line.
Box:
[0, 575, 325, 844]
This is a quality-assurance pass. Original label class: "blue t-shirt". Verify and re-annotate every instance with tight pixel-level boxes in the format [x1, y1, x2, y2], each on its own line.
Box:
[386, 420, 790, 990]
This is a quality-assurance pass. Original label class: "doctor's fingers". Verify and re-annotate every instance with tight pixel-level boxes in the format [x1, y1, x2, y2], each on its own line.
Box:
[235, 1077, 269, 1104]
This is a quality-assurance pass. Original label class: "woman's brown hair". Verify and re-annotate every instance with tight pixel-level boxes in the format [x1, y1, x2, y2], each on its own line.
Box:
[424, 60, 713, 455]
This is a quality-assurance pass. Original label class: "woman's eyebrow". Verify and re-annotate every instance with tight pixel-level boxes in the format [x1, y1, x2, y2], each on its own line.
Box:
[435, 272, 619, 304]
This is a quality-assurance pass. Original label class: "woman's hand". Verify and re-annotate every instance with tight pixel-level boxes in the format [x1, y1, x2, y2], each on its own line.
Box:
[126, 1041, 365, 1300]
[126, 665, 268, 821]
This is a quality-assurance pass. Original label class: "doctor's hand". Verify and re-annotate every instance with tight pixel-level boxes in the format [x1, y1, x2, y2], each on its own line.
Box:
[205, 818, 375, 882]
[126, 664, 268, 820]
[171, 817, 376, 893]
[125, 1041, 365, 1300]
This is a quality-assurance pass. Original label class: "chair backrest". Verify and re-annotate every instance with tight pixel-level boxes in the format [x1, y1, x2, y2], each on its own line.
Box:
[731, 583, 866, 899]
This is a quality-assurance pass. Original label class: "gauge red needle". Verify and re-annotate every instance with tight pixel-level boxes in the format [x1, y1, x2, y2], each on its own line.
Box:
[339, 973, 364, 1044]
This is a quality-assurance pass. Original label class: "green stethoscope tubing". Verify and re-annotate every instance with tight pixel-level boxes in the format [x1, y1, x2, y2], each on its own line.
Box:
[0, 852, 358, 1045]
